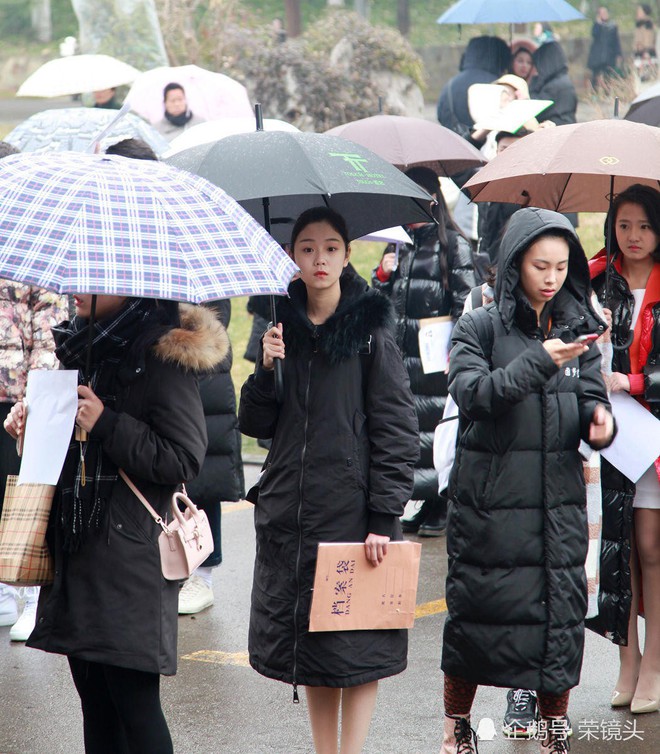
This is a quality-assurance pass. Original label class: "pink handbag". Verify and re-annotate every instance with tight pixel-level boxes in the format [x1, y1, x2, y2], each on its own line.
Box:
[119, 469, 214, 581]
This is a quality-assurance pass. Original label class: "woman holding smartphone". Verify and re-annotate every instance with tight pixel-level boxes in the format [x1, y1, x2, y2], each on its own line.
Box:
[589, 184, 660, 714]
[442, 208, 614, 753]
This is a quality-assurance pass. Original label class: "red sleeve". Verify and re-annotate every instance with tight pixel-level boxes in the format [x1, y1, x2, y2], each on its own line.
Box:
[375, 264, 391, 283]
[629, 373, 645, 395]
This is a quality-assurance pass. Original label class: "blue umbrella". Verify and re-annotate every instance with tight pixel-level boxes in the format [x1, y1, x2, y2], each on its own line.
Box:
[437, 0, 584, 25]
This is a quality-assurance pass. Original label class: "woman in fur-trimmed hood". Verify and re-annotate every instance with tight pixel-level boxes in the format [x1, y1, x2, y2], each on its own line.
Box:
[239, 207, 418, 752]
[5, 295, 226, 753]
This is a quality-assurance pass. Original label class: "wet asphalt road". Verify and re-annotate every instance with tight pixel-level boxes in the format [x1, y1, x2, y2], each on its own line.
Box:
[0, 462, 658, 753]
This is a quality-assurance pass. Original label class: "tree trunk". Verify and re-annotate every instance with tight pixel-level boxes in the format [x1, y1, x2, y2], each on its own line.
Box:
[397, 0, 409, 36]
[354, 0, 369, 20]
[285, 0, 302, 37]
[31, 0, 52, 43]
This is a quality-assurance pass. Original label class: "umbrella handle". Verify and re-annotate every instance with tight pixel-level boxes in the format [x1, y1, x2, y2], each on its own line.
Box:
[274, 359, 285, 404]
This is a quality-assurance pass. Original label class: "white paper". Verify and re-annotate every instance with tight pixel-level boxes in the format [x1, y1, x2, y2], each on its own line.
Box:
[18, 370, 78, 485]
[418, 317, 453, 375]
[600, 391, 660, 483]
[472, 98, 553, 134]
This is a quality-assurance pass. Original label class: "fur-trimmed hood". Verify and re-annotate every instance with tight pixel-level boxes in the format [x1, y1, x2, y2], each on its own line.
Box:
[153, 303, 229, 373]
[275, 271, 394, 366]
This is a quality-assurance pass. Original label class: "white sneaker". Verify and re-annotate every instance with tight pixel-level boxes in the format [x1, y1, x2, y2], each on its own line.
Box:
[0, 584, 18, 627]
[178, 575, 214, 615]
[10, 586, 39, 641]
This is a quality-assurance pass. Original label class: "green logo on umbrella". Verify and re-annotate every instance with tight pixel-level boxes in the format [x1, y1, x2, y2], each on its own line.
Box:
[329, 152, 370, 172]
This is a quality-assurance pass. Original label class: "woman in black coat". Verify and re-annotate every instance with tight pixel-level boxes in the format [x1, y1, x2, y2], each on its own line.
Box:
[529, 41, 577, 126]
[239, 207, 418, 754]
[441, 209, 614, 753]
[5, 295, 226, 753]
[372, 166, 477, 536]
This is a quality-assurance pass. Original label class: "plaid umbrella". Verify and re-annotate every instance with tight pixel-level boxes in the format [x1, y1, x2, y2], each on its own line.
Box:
[5, 108, 169, 156]
[0, 152, 298, 303]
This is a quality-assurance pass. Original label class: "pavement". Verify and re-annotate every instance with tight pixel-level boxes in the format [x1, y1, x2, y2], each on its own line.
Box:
[0, 460, 658, 753]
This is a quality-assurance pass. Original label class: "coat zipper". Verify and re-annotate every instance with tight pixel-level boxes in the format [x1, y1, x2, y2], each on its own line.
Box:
[291, 343, 315, 703]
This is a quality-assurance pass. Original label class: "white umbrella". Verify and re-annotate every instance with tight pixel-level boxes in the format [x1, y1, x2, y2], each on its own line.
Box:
[125, 65, 253, 125]
[17, 55, 141, 98]
[165, 117, 299, 157]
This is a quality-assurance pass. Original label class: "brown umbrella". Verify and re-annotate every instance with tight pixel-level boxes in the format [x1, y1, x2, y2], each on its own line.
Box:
[325, 114, 486, 176]
[463, 119, 660, 212]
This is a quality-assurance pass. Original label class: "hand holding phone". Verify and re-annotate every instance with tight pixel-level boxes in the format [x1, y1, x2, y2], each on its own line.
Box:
[575, 333, 600, 344]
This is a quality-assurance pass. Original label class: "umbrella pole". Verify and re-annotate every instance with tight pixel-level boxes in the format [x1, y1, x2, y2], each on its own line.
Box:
[605, 174, 633, 351]
[76, 294, 97, 445]
[256, 133, 285, 403]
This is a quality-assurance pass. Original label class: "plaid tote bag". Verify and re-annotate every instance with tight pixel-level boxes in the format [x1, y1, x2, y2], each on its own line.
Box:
[0, 475, 55, 586]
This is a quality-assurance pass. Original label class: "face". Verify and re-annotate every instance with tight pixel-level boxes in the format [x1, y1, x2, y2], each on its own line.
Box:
[512, 51, 533, 81]
[164, 88, 187, 117]
[615, 202, 659, 263]
[93, 88, 115, 105]
[73, 294, 128, 320]
[598, 6, 609, 22]
[292, 221, 350, 290]
[496, 135, 521, 154]
[519, 236, 570, 312]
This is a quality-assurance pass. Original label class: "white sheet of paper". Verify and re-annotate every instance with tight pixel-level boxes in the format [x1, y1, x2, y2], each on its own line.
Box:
[418, 317, 453, 375]
[18, 370, 78, 485]
[600, 391, 660, 482]
[472, 98, 553, 133]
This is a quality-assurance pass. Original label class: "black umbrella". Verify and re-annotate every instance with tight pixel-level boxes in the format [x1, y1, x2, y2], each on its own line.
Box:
[166, 112, 435, 399]
[625, 81, 660, 127]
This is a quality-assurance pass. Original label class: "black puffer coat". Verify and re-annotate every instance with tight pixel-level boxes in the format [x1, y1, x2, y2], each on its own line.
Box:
[239, 274, 418, 690]
[372, 224, 476, 501]
[28, 306, 225, 675]
[530, 42, 577, 126]
[187, 301, 244, 506]
[443, 208, 612, 693]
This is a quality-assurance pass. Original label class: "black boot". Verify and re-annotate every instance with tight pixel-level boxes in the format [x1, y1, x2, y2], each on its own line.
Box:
[418, 495, 446, 537]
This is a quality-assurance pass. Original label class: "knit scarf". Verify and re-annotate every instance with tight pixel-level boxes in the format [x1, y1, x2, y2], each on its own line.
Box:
[165, 110, 194, 127]
[52, 299, 155, 551]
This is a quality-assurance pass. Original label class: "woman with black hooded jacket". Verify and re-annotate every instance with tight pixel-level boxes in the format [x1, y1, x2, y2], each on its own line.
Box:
[440, 208, 614, 753]
[529, 41, 577, 126]
[239, 207, 418, 754]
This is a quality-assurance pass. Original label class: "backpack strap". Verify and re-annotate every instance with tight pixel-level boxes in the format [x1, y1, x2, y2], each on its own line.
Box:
[468, 305, 495, 366]
[470, 285, 483, 311]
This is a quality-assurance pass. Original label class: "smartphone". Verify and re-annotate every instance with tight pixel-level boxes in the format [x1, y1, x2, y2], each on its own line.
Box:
[575, 333, 600, 344]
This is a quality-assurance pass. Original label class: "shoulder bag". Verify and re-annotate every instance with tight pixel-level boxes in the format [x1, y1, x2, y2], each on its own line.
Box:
[119, 469, 214, 581]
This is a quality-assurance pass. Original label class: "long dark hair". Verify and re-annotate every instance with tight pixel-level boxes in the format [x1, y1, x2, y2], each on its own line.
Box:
[405, 166, 469, 289]
[605, 183, 660, 262]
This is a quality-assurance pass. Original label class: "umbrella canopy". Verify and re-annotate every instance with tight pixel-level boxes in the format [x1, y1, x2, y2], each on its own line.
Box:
[17, 55, 141, 98]
[357, 226, 412, 245]
[5, 108, 169, 157]
[0, 152, 298, 303]
[463, 119, 660, 213]
[437, 0, 584, 24]
[625, 81, 660, 126]
[325, 114, 485, 176]
[165, 131, 434, 244]
[125, 65, 253, 125]
[165, 116, 299, 157]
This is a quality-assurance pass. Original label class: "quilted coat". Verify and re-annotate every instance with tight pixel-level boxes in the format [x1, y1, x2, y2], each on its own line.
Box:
[239, 273, 419, 692]
[372, 224, 476, 501]
[443, 208, 612, 694]
[27, 305, 226, 675]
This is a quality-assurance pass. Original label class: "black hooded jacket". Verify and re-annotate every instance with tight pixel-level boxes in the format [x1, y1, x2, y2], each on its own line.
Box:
[239, 273, 418, 689]
[437, 36, 511, 135]
[530, 42, 577, 126]
[442, 208, 612, 693]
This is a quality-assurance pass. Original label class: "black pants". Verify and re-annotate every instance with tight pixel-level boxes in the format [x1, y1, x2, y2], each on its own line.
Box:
[68, 658, 173, 754]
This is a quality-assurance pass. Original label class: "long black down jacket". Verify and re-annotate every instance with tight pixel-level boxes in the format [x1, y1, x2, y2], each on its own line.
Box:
[239, 273, 419, 690]
[27, 306, 225, 675]
[372, 223, 476, 501]
[443, 208, 612, 694]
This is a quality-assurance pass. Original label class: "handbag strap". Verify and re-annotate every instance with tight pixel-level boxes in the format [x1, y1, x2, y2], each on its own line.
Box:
[118, 469, 170, 533]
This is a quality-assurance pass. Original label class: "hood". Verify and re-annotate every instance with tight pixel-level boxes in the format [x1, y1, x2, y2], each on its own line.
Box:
[531, 41, 568, 86]
[153, 303, 229, 372]
[277, 268, 393, 365]
[495, 208, 599, 332]
[461, 36, 511, 76]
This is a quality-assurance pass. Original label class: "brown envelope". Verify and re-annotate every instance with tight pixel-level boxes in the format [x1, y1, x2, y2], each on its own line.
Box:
[309, 541, 422, 632]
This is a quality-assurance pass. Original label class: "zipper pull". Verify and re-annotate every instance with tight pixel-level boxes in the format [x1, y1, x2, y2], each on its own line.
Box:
[292, 683, 299, 704]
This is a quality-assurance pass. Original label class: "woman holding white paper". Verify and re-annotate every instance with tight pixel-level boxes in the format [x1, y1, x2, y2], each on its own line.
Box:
[589, 184, 660, 714]
[239, 207, 418, 754]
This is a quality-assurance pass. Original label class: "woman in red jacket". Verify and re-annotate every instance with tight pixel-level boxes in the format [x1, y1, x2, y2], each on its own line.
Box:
[589, 184, 660, 714]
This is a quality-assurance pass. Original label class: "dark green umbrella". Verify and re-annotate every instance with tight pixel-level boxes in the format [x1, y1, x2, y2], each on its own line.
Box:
[165, 129, 434, 244]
